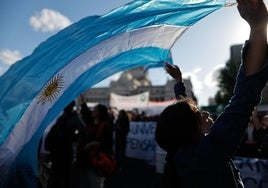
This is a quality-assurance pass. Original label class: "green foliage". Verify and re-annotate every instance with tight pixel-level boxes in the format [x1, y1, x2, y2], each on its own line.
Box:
[214, 60, 239, 106]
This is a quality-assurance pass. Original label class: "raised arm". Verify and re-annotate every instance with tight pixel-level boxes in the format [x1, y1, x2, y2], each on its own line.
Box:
[191, 0, 268, 164]
[237, 0, 268, 75]
[165, 63, 182, 83]
[165, 63, 187, 99]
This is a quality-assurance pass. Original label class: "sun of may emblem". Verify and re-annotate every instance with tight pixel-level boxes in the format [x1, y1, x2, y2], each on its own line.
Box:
[37, 74, 64, 104]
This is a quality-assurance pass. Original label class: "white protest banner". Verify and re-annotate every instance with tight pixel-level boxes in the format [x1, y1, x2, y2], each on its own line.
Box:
[233, 157, 268, 188]
[110, 91, 149, 111]
[126, 121, 156, 161]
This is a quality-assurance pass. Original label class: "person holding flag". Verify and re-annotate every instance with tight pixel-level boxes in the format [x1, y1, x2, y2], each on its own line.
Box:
[155, 0, 268, 187]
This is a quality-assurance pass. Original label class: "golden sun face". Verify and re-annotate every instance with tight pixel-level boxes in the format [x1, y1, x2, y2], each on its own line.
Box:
[37, 74, 64, 104]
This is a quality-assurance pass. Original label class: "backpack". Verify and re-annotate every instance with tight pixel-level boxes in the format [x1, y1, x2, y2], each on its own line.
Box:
[88, 145, 117, 177]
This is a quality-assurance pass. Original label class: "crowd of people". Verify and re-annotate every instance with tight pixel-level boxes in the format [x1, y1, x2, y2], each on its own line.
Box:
[39, 97, 171, 188]
[38, 97, 268, 188]
[37, 1, 268, 188]
[39, 98, 130, 188]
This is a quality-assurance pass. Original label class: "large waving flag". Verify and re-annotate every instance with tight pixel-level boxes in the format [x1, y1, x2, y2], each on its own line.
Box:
[0, 0, 226, 186]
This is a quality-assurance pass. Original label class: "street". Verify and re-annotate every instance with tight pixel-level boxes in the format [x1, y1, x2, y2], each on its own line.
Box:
[105, 157, 162, 188]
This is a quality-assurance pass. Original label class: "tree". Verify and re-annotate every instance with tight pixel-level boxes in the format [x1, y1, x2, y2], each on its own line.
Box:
[214, 60, 239, 106]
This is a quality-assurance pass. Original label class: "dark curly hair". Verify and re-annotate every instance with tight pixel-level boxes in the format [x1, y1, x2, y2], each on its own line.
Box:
[155, 98, 201, 152]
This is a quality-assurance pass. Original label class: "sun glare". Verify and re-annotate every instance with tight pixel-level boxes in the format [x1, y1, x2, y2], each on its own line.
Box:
[233, 21, 250, 44]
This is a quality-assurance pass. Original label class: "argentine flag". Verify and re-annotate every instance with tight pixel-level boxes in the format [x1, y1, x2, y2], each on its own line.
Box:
[0, 0, 225, 187]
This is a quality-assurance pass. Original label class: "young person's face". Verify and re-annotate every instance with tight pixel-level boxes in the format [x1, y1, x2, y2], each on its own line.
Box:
[262, 115, 268, 128]
[197, 110, 214, 134]
[190, 104, 213, 135]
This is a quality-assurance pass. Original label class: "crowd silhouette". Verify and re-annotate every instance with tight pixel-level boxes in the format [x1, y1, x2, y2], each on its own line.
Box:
[38, 2, 268, 186]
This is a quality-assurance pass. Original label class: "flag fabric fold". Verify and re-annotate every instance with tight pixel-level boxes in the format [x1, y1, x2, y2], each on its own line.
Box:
[0, 0, 225, 186]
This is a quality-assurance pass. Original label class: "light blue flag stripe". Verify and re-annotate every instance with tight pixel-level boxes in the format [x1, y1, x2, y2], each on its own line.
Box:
[0, 0, 225, 144]
[1, 25, 185, 171]
[0, 0, 225, 186]
[144, 51, 174, 72]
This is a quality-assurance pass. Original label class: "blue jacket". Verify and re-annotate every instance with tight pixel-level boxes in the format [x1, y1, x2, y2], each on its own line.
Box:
[163, 41, 268, 188]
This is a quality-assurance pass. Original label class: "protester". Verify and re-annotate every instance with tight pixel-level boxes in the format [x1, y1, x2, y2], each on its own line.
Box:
[236, 118, 260, 158]
[71, 97, 99, 188]
[114, 109, 130, 169]
[44, 101, 85, 188]
[84, 104, 115, 188]
[251, 106, 268, 158]
[92, 104, 114, 157]
[155, 0, 268, 187]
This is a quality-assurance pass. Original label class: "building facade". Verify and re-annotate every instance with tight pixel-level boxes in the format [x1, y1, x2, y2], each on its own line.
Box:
[83, 66, 195, 107]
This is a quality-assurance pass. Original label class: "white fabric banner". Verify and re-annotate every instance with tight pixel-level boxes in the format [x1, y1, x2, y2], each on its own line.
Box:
[126, 121, 156, 161]
[124, 121, 268, 183]
[110, 91, 149, 111]
[233, 157, 268, 188]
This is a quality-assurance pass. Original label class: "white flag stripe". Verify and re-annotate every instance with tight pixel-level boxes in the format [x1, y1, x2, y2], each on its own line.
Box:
[0, 25, 186, 170]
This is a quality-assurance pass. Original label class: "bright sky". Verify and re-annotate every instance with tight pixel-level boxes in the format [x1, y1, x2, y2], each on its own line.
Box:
[1, 0, 267, 106]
